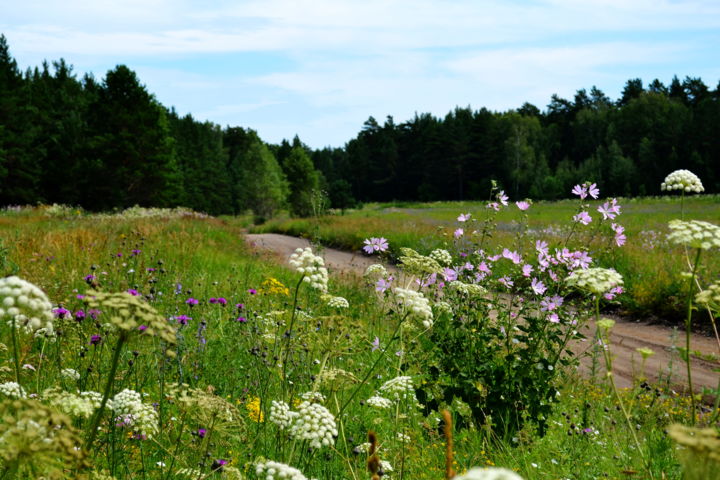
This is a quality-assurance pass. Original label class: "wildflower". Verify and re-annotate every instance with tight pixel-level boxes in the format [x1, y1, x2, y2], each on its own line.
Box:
[394, 288, 433, 328]
[248, 288, 257, 295]
[235, 316, 247, 322]
[429, 249, 453, 266]
[454, 228, 464, 238]
[289, 247, 329, 292]
[502, 248, 522, 264]
[566, 268, 623, 296]
[452, 467, 524, 480]
[535, 240, 549, 255]
[572, 184, 587, 199]
[603, 286, 624, 300]
[588, 183, 600, 199]
[516, 200, 530, 211]
[83, 291, 176, 353]
[288, 401, 338, 448]
[611, 223, 626, 247]
[443, 268, 458, 282]
[84, 274, 96, 283]
[260, 278, 290, 296]
[0, 382, 27, 399]
[597, 318, 615, 332]
[498, 190, 509, 206]
[498, 276, 513, 289]
[43, 389, 102, 418]
[60, 368, 80, 381]
[53, 307, 71, 319]
[379, 375, 418, 403]
[185, 297, 199, 306]
[127, 289, 139, 296]
[108, 389, 158, 438]
[597, 199, 620, 220]
[540, 295, 564, 311]
[365, 264, 388, 279]
[363, 237, 389, 254]
[637, 347, 655, 359]
[376, 277, 392, 293]
[661, 169, 704, 193]
[300, 391, 326, 403]
[74, 310, 85, 321]
[326, 295, 349, 308]
[487, 202, 500, 211]
[0, 276, 54, 334]
[246, 395, 264, 422]
[696, 281, 720, 312]
[366, 395, 393, 409]
[573, 211, 592, 225]
[448, 281, 487, 298]
[175, 315, 191, 325]
[255, 460, 312, 480]
[531, 278, 546, 296]
[269, 400, 297, 429]
[458, 213, 471, 222]
[89, 334, 102, 346]
[667, 220, 720, 250]
[522, 264, 533, 277]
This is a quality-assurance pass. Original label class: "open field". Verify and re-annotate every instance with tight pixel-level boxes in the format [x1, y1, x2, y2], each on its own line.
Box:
[0, 205, 718, 479]
[251, 194, 720, 322]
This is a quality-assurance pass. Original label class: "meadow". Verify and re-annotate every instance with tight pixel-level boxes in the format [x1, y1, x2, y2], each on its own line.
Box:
[252, 192, 720, 323]
[0, 177, 719, 479]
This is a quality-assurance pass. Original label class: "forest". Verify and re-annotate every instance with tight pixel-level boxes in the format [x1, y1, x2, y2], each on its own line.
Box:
[1, 34, 718, 217]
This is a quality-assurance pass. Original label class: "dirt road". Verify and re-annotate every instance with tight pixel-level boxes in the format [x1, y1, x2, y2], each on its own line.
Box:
[245, 233, 719, 392]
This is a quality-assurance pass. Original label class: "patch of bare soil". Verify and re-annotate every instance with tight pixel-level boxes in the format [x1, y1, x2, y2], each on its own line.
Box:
[245, 233, 719, 392]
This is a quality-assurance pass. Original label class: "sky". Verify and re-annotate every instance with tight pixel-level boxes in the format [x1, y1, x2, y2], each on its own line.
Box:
[2, 0, 719, 149]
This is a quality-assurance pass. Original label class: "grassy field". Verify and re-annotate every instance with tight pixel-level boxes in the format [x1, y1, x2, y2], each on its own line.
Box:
[0, 205, 716, 479]
[252, 194, 720, 322]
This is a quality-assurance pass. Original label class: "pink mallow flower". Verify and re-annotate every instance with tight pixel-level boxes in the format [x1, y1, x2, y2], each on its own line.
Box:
[498, 191, 509, 206]
[457, 213, 471, 222]
[597, 198, 621, 220]
[571, 184, 587, 199]
[573, 211, 592, 225]
[454, 228, 464, 239]
[516, 200, 530, 211]
[587, 183, 600, 199]
[531, 278, 546, 295]
[611, 223, 626, 247]
[522, 264, 533, 277]
[502, 248, 522, 264]
[604, 286, 624, 300]
[540, 295, 564, 311]
[363, 237, 389, 254]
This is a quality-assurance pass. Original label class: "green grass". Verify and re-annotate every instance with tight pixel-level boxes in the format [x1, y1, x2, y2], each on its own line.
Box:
[0, 206, 711, 479]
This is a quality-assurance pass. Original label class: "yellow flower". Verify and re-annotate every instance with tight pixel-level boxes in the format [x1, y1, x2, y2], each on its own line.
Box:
[246, 395, 264, 423]
[259, 278, 290, 296]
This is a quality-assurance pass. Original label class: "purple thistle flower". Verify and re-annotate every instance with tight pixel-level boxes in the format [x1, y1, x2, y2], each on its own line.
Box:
[235, 316, 247, 323]
[235, 303, 245, 310]
[53, 307, 71, 319]
[248, 288, 257, 295]
[127, 289, 139, 296]
[116, 252, 123, 258]
[89, 334, 102, 346]
[131, 249, 141, 256]
[185, 298, 199, 306]
[175, 315, 192, 325]
[75, 310, 86, 321]
[88, 308, 101, 320]
[146, 267, 156, 272]
[197, 428, 207, 438]
[138, 325, 147, 332]
[84, 274, 96, 283]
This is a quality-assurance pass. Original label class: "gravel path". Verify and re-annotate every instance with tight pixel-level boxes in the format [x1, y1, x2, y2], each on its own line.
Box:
[245, 233, 719, 392]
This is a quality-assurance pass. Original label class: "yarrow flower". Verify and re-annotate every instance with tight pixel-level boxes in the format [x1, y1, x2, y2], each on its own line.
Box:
[363, 237, 389, 254]
[0, 276, 54, 334]
[661, 169, 704, 193]
[565, 267, 623, 296]
[667, 220, 720, 250]
[289, 247, 329, 292]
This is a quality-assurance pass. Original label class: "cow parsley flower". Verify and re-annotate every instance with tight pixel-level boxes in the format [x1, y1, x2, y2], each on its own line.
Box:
[394, 288, 434, 328]
[255, 460, 314, 480]
[366, 395, 393, 409]
[0, 276, 54, 334]
[661, 169, 704, 193]
[43, 389, 101, 418]
[429, 249, 453, 266]
[364, 264, 388, 279]
[60, 368, 80, 381]
[565, 268, 623, 296]
[398, 248, 443, 276]
[289, 247, 329, 292]
[667, 220, 720, 250]
[269, 400, 297, 429]
[108, 389, 159, 438]
[288, 401, 337, 449]
[0, 382, 27, 399]
[379, 375, 418, 403]
[325, 295, 349, 309]
[696, 281, 720, 313]
[453, 467, 524, 480]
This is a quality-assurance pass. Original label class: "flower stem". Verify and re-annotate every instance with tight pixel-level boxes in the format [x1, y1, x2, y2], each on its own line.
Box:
[85, 333, 126, 450]
[10, 317, 21, 385]
[282, 276, 305, 398]
[685, 248, 701, 424]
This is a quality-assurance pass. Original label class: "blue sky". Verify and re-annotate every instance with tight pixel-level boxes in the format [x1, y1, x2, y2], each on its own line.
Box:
[2, 0, 719, 148]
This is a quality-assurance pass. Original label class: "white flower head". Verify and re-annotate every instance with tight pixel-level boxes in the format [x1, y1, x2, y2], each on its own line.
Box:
[0, 381, 27, 399]
[0, 276, 54, 334]
[366, 395, 393, 409]
[667, 220, 720, 250]
[394, 287, 433, 328]
[379, 375, 418, 404]
[288, 401, 337, 449]
[289, 247, 328, 292]
[565, 268, 623, 296]
[429, 249, 453, 266]
[453, 467, 524, 480]
[269, 400, 298, 429]
[255, 460, 314, 480]
[661, 169, 704, 193]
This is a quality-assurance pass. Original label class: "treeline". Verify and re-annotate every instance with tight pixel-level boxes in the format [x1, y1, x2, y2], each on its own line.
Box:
[1, 34, 718, 218]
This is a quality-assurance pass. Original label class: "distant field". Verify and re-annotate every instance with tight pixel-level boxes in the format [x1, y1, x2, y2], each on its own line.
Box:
[252, 194, 720, 321]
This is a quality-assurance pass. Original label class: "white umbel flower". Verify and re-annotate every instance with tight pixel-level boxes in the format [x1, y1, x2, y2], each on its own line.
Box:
[255, 460, 315, 480]
[0, 381, 27, 399]
[60, 368, 80, 381]
[394, 288, 433, 328]
[269, 400, 297, 429]
[453, 467, 524, 480]
[364, 264, 388, 279]
[326, 296, 349, 309]
[565, 268, 623, 296]
[379, 376, 418, 403]
[0, 276, 54, 334]
[429, 249, 453, 266]
[289, 247, 328, 292]
[288, 401, 338, 449]
[667, 220, 720, 250]
[366, 395, 393, 409]
[661, 169, 704, 193]
[696, 281, 720, 312]
[108, 389, 158, 438]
